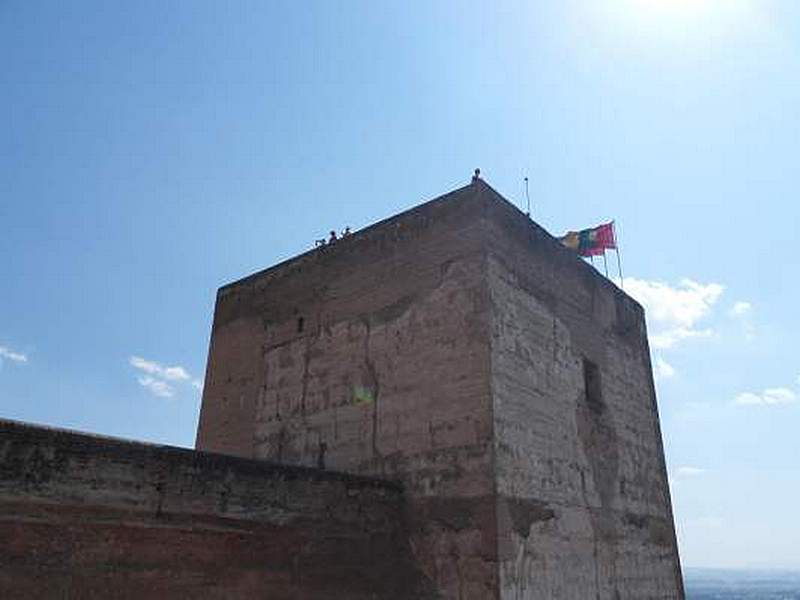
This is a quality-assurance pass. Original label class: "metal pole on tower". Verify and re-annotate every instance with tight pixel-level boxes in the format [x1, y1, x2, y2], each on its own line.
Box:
[524, 177, 530, 217]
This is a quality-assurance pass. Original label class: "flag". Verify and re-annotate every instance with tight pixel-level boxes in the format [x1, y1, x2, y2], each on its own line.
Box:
[559, 222, 616, 257]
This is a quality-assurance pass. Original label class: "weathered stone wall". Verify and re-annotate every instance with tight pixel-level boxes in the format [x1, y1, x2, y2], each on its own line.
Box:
[483, 198, 684, 599]
[196, 184, 499, 598]
[195, 180, 684, 599]
[0, 418, 433, 599]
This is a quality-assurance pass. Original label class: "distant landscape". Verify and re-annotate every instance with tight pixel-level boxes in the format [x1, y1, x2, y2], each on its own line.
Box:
[685, 569, 800, 599]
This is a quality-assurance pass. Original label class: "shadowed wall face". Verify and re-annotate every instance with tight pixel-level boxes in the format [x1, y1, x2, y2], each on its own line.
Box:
[0, 419, 433, 600]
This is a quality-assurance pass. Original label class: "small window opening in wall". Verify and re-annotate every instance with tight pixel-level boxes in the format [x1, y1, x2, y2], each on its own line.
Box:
[297, 317, 305, 333]
[583, 358, 603, 412]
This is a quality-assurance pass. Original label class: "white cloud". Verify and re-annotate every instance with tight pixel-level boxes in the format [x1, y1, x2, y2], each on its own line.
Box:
[651, 327, 713, 350]
[626, 278, 724, 328]
[760, 388, 795, 404]
[655, 357, 676, 379]
[0, 345, 28, 364]
[137, 376, 174, 398]
[130, 356, 159, 374]
[735, 392, 760, 405]
[727, 300, 755, 341]
[676, 466, 706, 477]
[129, 356, 198, 399]
[130, 356, 189, 381]
[728, 301, 752, 317]
[191, 379, 203, 390]
[735, 387, 796, 406]
[162, 366, 190, 381]
[623, 278, 723, 350]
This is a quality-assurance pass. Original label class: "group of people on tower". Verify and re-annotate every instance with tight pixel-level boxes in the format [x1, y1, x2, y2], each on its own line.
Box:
[314, 226, 352, 248]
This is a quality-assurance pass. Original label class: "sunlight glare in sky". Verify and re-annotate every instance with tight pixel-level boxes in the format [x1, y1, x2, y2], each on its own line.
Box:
[627, 0, 713, 19]
[584, 0, 757, 52]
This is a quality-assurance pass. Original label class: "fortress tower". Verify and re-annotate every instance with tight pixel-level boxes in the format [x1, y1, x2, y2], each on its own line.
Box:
[196, 180, 684, 599]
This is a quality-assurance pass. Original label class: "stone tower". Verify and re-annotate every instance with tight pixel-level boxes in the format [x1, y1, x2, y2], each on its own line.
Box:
[196, 180, 684, 599]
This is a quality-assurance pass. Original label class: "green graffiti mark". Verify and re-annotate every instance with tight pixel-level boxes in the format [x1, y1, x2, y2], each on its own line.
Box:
[352, 386, 375, 406]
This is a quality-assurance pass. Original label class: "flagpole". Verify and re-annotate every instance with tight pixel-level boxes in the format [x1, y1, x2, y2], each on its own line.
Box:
[602, 252, 609, 278]
[613, 221, 625, 289]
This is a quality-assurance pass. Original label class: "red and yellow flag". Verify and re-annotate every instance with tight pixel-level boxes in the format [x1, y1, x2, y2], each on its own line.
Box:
[560, 222, 616, 257]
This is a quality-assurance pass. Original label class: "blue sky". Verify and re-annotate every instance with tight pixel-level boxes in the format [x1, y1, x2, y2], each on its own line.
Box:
[2, 0, 798, 570]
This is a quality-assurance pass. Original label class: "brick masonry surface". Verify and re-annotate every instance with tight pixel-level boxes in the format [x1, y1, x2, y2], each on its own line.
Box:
[0, 418, 435, 599]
